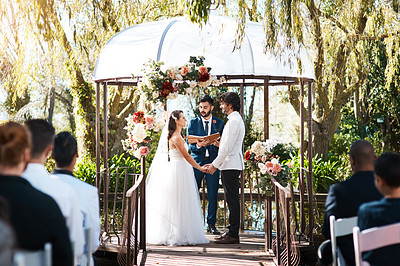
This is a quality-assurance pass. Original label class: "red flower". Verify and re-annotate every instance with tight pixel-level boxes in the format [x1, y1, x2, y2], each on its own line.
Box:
[213, 119, 216, 124]
[199, 73, 210, 82]
[132, 111, 145, 124]
[161, 81, 173, 97]
[245, 150, 251, 161]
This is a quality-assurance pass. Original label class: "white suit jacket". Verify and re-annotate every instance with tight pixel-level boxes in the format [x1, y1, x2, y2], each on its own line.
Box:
[23, 163, 84, 257]
[52, 171, 101, 264]
[212, 111, 245, 170]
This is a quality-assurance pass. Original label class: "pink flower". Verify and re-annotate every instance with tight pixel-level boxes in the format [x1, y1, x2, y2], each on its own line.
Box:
[265, 161, 273, 168]
[169, 70, 175, 79]
[287, 162, 293, 168]
[199, 66, 208, 75]
[272, 163, 282, 173]
[145, 115, 154, 125]
[180, 66, 189, 76]
[138, 146, 149, 156]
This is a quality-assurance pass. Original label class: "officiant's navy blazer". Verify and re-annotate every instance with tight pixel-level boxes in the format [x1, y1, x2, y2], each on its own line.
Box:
[187, 116, 224, 162]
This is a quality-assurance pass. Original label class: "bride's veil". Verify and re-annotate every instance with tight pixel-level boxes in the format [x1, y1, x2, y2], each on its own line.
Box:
[146, 120, 169, 185]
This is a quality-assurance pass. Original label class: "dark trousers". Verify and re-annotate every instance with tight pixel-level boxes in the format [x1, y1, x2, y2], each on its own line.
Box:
[221, 169, 241, 239]
[193, 158, 220, 225]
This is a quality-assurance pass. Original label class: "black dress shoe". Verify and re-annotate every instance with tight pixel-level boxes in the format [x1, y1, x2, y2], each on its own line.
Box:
[207, 224, 221, 235]
[215, 234, 240, 244]
[214, 232, 227, 240]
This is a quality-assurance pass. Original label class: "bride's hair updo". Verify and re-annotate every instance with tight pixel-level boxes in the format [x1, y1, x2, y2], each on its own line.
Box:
[168, 110, 184, 140]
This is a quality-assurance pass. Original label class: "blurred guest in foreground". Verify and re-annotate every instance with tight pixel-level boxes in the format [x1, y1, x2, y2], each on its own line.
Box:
[0, 121, 73, 266]
[52, 131, 101, 265]
[22, 119, 84, 258]
[319, 140, 382, 265]
[358, 152, 400, 266]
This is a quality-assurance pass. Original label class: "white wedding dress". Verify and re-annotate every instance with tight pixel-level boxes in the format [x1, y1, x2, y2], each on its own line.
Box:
[146, 142, 209, 246]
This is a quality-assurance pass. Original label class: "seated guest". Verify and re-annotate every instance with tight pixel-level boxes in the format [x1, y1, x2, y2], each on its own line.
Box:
[51, 131, 101, 265]
[22, 119, 84, 258]
[319, 140, 382, 265]
[0, 121, 73, 266]
[0, 196, 14, 266]
[358, 152, 400, 266]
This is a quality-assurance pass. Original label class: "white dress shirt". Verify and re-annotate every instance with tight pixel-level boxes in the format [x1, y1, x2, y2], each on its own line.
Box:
[51, 171, 101, 264]
[201, 116, 212, 157]
[212, 111, 245, 170]
[22, 163, 84, 257]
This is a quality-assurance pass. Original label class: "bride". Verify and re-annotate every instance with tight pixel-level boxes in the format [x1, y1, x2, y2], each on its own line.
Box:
[146, 110, 209, 246]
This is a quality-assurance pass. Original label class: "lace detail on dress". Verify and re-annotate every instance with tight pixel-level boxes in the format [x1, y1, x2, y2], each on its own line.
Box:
[168, 143, 187, 161]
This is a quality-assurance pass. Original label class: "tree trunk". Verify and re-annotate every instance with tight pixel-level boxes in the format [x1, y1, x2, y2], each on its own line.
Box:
[47, 87, 55, 125]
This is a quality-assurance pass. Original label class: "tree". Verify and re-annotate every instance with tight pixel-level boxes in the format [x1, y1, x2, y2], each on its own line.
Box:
[0, 0, 187, 157]
[188, 0, 400, 158]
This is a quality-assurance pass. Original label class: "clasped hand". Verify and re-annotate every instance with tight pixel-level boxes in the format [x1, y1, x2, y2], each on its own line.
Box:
[201, 164, 217, 174]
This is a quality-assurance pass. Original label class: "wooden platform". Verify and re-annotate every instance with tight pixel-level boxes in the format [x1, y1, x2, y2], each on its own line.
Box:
[97, 230, 275, 265]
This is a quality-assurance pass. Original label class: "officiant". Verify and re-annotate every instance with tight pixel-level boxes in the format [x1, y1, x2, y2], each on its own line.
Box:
[188, 95, 224, 235]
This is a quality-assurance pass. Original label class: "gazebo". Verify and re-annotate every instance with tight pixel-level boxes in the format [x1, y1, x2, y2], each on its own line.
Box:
[94, 14, 315, 265]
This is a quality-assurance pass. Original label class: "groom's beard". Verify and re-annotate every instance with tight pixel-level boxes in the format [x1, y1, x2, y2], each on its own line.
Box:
[200, 110, 212, 118]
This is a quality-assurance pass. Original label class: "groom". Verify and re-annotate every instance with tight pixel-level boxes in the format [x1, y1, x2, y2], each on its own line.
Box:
[206, 92, 245, 244]
[188, 95, 224, 235]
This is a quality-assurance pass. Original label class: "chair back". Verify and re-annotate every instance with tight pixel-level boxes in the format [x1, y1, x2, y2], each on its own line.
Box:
[353, 222, 400, 266]
[330, 215, 358, 266]
[13, 243, 52, 266]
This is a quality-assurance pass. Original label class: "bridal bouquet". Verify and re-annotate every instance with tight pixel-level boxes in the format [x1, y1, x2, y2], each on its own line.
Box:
[122, 110, 166, 158]
[245, 140, 292, 195]
[136, 56, 225, 105]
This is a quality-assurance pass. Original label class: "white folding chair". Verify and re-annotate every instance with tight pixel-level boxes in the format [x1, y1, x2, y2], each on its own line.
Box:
[330, 215, 358, 266]
[13, 242, 52, 266]
[353, 222, 400, 266]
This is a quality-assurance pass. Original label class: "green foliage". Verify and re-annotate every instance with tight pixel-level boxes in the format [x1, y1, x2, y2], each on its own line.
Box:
[288, 152, 351, 193]
[256, 165, 291, 196]
[74, 153, 140, 191]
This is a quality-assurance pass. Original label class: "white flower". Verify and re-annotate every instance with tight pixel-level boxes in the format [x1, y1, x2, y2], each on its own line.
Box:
[190, 81, 197, 88]
[134, 148, 141, 159]
[185, 87, 193, 94]
[258, 163, 267, 174]
[251, 141, 266, 156]
[131, 123, 147, 143]
[152, 91, 159, 98]
[175, 74, 183, 80]
[271, 158, 279, 164]
[167, 92, 178, 100]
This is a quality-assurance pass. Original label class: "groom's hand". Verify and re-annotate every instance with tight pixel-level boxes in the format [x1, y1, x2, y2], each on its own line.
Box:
[206, 164, 217, 174]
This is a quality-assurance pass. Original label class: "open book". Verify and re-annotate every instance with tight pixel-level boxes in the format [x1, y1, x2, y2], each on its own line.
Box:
[187, 132, 220, 144]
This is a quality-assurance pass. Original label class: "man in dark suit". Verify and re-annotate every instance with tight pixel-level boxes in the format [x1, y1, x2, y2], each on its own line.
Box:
[188, 95, 224, 235]
[358, 152, 400, 266]
[319, 140, 382, 265]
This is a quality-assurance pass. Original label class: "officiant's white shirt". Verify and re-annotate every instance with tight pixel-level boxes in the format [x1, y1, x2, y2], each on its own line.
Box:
[212, 111, 245, 170]
[23, 163, 84, 257]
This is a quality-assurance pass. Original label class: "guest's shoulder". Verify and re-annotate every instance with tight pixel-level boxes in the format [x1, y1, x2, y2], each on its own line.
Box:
[359, 199, 384, 214]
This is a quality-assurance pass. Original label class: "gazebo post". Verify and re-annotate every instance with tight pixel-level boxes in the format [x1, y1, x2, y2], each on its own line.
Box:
[103, 82, 109, 234]
[240, 80, 245, 231]
[95, 82, 101, 190]
[263, 78, 269, 141]
[307, 81, 314, 241]
[299, 81, 305, 234]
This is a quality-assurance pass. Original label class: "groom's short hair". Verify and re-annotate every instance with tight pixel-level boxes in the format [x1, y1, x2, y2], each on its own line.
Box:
[220, 92, 240, 112]
[200, 95, 214, 105]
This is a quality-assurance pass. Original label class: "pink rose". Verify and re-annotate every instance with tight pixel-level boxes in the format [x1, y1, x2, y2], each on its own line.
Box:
[199, 66, 208, 75]
[138, 146, 149, 156]
[169, 70, 175, 79]
[145, 115, 154, 125]
[272, 163, 282, 173]
[180, 66, 189, 76]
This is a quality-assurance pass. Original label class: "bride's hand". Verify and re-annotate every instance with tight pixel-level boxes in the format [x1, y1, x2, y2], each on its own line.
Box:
[200, 166, 209, 173]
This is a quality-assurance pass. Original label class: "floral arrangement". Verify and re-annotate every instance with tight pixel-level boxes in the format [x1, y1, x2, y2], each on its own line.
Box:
[121, 110, 166, 158]
[245, 140, 292, 195]
[136, 56, 225, 105]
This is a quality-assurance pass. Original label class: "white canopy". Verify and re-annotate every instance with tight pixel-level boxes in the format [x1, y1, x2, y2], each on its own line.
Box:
[93, 15, 314, 81]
